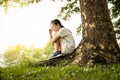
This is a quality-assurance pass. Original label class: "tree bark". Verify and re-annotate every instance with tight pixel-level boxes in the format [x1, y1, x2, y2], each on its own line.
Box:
[71, 0, 120, 65]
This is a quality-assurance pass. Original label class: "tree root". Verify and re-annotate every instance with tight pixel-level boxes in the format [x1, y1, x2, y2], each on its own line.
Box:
[32, 53, 76, 67]
[32, 50, 120, 67]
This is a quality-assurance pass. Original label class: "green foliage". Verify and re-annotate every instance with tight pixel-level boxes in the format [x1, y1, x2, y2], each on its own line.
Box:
[0, 67, 2, 80]
[76, 24, 82, 35]
[108, 0, 120, 18]
[108, 0, 120, 40]
[57, 0, 79, 20]
[3, 41, 54, 67]
[0, 64, 120, 80]
[114, 18, 120, 39]
[42, 41, 54, 56]
[0, 0, 41, 13]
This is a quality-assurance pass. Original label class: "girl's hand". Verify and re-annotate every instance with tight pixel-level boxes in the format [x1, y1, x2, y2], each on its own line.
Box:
[49, 29, 52, 33]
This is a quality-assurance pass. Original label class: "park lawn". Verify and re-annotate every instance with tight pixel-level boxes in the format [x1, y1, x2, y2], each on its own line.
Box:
[0, 64, 120, 80]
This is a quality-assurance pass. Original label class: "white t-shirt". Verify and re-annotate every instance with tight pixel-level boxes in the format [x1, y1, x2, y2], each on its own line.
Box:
[58, 27, 75, 54]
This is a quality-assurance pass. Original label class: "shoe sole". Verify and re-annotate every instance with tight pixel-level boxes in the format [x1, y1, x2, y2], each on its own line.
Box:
[50, 54, 62, 59]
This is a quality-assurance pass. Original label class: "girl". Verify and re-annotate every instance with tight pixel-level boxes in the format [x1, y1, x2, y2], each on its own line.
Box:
[49, 19, 75, 58]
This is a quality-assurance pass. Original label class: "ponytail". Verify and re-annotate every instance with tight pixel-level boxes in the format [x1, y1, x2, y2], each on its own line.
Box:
[51, 19, 64, 28]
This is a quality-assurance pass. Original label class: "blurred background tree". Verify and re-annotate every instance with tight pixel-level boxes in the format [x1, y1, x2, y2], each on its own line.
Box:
[3, 41, 54, 67]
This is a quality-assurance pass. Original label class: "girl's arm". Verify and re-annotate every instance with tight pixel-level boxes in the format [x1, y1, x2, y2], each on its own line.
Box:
[49, 29, 59, 45]
[49, 29, 54, 45]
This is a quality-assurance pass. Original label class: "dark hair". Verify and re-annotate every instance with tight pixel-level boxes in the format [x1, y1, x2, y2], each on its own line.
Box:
[51, 19, 64, 27]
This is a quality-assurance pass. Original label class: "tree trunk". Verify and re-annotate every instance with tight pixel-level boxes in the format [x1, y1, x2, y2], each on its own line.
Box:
[71, 0, 120, 65]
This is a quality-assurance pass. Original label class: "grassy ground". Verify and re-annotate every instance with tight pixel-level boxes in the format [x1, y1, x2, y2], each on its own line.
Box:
[0, 64, 120, 80]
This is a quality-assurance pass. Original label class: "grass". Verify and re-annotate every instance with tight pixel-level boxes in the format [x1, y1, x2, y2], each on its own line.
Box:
[0, 64, 120, 80]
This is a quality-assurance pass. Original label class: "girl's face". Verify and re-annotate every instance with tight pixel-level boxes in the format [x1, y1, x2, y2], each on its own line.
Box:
[50, 23, 60, 32]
